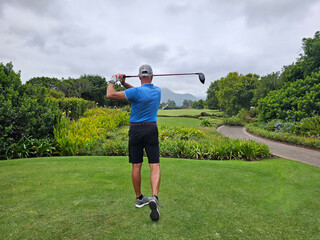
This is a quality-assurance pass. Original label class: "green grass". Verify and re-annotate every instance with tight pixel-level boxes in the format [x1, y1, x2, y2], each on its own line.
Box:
[1, 157, 319, 239]
[157, 117, 201, 127]
[158, 109, 222, 116]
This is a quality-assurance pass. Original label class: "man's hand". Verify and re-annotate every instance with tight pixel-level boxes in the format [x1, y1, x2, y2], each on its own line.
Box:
[119, 74, 126, 85]
[108, 74, 121, 84]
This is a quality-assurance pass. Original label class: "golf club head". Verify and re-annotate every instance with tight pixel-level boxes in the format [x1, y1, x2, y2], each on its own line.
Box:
[198, 73, 205, 84]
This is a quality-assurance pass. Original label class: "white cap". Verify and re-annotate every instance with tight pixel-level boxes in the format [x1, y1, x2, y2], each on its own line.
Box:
[139, 64, 153, 77]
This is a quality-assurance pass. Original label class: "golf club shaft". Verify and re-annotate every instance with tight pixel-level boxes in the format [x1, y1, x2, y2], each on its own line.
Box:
[124, 73, 200, 78]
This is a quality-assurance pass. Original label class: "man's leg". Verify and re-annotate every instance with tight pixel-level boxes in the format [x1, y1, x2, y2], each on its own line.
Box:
[149, 163, 161, 197]
[149, 163, 160, 221]
[132, 163, 142, 197]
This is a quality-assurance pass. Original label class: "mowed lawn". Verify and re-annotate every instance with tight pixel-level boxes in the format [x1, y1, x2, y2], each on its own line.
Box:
[1, 157, 319, 240]
[157, 117, 201, 127]
[158, 109, 222, 116]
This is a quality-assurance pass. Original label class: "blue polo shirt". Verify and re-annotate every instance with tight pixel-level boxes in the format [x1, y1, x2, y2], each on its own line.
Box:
[124, 84, 161, 123]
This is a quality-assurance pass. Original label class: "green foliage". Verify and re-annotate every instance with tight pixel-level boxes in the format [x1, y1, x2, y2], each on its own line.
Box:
[216, 72, 259, 116]
[57, 78, 92, 98]
[222, 116, 245, 126]
[54, 108, 129, 156]
[0, 63, 61, 159]
[280, 31, 320, 84]
[182, 99, 193, 108]
[192, 99, 205, 109]
[251, 72, 283, 106]
[166, 99, 177, 108]
[6, 137, 56, 159]
[159, 126, 205, 141]
[26, 76, 60, 89]
[299, 31, 320, 78]
[247, 123, 320, 149]
[80, 74, 108, 106]
[206, 80, 220, 109]
[200, 119, 212, 127]
[46, 88, 65, 98]
[254, 116, 320, 140]
[258, 71, 320, 121]
[52, 97, 96, 120]
[157, 138, 270, 161]
[103, 125, 270, 160]
[298, 116, 320, 138]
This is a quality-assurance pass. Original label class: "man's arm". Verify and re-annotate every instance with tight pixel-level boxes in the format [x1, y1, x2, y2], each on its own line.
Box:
[106, 74, 127, 100]
[106, 83, 127, 100]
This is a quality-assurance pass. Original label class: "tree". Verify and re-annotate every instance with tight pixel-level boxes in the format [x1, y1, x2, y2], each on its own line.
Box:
[258, 70, 320, 121]
[26, 77, 60, 89]
[182, 99, 193, 108]
[216, 72, 259, 116]
[206, 80, 220, 109]
[280, 31, 320, 83]
[300, 31, 320, 77]
[192, 99, 205, 109]
[159, 102, 167, 109]
[251, 72, 283, 106]
[167, 99, 176, 108]
[80, 74, 108, 106]
[57, 78, 92, 98]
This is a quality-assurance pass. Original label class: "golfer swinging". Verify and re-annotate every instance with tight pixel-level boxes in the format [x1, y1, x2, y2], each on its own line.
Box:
[106, 64, 161, 221]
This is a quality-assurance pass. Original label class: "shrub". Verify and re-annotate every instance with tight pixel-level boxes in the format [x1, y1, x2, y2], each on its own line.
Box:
[0, 63, 61, 159]
[54, 108, 129, 156]
[52, 97, 96, 120]
[222, 116, 245, 126]
[247, 123, 320, 149]
[201, 119, 212, 127]
[6, 136, 56, 159]
[258, 70, 320, 121]
[297, 116, 320, 138]
[103, 126, 271, 161]
[158, 126, 205, 141]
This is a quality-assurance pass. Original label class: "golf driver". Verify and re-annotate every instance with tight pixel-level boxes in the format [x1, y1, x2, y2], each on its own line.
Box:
[124, 72, 205, 84]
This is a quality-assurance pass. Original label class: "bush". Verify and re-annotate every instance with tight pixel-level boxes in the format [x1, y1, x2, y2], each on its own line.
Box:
[247, 123, 320, 149]
[222, 116, 245, 126]
[258, 70, 320, 121]
[103, 126, 271, 161]
[256, 116, 320, 138]
[0, 63, 61, 159]
[53, 97, 96, 120]
[54, 108, 129, 156]
[5, 136, 56, 159]
[297, 116, 320, 138]
[201, 119, 212, 127]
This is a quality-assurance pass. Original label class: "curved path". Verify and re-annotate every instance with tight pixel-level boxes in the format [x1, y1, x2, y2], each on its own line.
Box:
[217, 125, 320, 167]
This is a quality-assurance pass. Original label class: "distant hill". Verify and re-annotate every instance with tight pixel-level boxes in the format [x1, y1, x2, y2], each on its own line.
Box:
[160, 88, 199, 106]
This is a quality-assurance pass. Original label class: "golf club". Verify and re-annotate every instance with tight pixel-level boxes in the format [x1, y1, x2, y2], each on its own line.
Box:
[124, 72, 205, 84]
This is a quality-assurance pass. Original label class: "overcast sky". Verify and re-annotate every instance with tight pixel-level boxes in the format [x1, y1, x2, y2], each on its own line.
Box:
[1, 0, 320, 98]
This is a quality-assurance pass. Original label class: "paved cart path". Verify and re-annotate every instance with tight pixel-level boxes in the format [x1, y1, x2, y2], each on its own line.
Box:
[217, 125, 320, 167]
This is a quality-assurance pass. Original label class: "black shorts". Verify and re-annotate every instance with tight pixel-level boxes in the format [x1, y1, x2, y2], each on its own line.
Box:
[128, 123, 159, 164]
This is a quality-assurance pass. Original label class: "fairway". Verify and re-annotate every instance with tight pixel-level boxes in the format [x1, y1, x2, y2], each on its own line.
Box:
[157, 116, 201, 127]
[158, 109, 222, 116]
[1, 157, 319, 240]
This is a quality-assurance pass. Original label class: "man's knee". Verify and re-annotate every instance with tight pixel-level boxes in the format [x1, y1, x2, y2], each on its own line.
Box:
[149, 163, 160, 170]
[132, 163, 142, 170]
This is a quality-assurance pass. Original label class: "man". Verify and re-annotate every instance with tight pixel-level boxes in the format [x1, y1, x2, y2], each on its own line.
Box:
[106, 64, 161, 221]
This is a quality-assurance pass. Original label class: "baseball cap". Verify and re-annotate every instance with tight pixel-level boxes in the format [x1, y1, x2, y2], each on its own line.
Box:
[139, 64, 153, 77]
